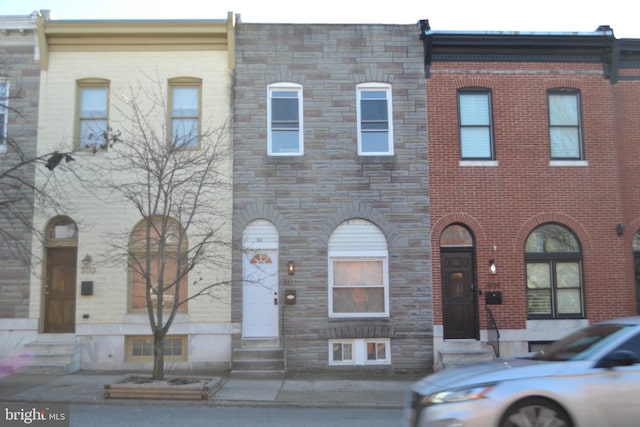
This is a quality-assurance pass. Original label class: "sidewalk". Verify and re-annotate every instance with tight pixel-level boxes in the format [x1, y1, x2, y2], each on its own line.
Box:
[0, 370, 421, 408]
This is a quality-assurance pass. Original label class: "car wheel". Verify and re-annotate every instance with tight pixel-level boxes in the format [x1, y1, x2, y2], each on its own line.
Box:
[499, 398, 573, 427]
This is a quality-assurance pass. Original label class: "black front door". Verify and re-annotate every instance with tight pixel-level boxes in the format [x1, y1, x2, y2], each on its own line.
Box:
[442, 252, 478, 339]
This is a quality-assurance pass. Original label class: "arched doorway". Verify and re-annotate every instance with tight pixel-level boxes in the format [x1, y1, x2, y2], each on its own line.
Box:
[242, 220, 279, 339]
[43, 217, 78, 333]
[440, 224, 478, 339]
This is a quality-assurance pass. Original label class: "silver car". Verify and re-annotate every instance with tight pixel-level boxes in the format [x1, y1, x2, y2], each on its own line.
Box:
[404, 317, 640, 427]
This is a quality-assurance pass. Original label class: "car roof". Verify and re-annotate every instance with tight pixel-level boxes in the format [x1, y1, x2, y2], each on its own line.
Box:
[599, 316, 640, 326]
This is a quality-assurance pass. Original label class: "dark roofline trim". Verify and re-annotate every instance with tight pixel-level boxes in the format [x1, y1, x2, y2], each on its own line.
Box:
[418, 19, 640, 83]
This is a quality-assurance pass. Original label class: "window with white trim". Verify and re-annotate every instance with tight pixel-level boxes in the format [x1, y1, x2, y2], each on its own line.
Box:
[458, 89, 494, 160]
[328, 219, 389, 318]
[329, 339, 390, 365]
[268, 83, 303, 155]
[0, 80, 8, 153]
[77, 79, 109, 149]
[548, 89, 583, 160]
[357, 83, 393, 155]
[170, 78, 201, 148]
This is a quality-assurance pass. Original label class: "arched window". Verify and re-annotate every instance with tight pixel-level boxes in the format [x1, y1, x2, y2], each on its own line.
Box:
[525, 223, 583, 319]
[440, 224, 474, 247]
[129, 216, 188, 312]
[328, 219, 389, 317]
[46, 216, 78, 245]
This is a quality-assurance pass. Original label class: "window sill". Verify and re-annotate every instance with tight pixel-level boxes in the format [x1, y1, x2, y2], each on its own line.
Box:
[268, 152, 304, 157]
[357, 154, 396, 164]
[549, 160, 588, 167]
[459, 160, 498, 167]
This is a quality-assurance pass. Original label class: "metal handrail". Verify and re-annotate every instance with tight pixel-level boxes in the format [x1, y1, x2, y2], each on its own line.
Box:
[486, 307, 501, 358]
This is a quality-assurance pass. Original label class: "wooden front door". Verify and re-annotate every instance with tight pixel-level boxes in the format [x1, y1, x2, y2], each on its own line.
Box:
[442, 252, 478, 339]
[44, 247, 77, 333]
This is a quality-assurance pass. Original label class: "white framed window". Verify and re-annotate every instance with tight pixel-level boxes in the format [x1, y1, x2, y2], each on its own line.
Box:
[77, 79, 109, 149]
[268, 83, 303, 156]
[458, 89, 494, 160]
[328, 219, 389, 318]
[329, 339, 391, 365]
[548, 89, 583, 160]
[0, 80, 8, 153]
[357, 83, 393, 155]
[170, 78, 201, 148]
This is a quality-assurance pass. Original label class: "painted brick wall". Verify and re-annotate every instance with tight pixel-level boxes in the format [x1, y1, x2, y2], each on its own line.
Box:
[428, 61, 638, 336]
[233, 23, 432, 373]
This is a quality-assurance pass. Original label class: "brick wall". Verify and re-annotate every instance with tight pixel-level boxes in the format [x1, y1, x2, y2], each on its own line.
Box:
[428, 60, 637, 336]
[233, 23, 432, 373]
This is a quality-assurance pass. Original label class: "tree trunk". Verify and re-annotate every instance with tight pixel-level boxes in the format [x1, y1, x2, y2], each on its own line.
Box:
[152, 330, 165, 380]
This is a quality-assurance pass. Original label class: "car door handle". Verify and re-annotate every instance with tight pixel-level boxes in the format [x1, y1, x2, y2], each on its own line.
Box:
[274, 298, 278, 305]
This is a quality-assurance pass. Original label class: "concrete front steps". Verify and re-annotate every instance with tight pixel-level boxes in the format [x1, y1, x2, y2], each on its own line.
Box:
[231, 338, 284, 379]
[19, 334, 81, 375]
[439, 339, 495, 370]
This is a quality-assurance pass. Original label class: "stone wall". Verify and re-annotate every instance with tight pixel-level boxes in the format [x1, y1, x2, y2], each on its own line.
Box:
[0, 18, 40, 322]
[233, 23, 432, 373]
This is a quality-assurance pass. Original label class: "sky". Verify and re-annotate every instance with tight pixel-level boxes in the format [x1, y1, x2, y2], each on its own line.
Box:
[1, 0, 639, 38]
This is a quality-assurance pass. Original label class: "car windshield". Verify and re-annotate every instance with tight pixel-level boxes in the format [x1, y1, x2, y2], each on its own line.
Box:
[531, 323, 633, 361]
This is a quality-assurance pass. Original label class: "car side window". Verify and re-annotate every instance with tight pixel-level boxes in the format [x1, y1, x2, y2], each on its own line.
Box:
[614, 332, 640, 355]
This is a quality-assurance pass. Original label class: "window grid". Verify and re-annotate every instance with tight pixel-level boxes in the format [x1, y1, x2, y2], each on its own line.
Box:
[268, 83, 303, 156]
[126, 335, 187, 361]
[357, 83, 393, 155]
[329, 257, 388, 317]
[329, 339, 390, 365]
[525, 224, 584, 319]
[458, 90, 494, 160]
[170, 83, 201, 148]
[78, 83, 109, 149]
[548, 90, 583, 160]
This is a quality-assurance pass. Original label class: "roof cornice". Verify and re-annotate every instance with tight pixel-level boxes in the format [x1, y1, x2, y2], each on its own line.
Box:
[38, 13, 236, 70]
[418, 19, 640, 83]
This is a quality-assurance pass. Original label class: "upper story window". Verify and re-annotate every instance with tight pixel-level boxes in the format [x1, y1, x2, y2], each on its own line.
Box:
[169, 78, 201, 149]
[357, 83, 393, 155]
[77, 79, 109, 149]
[458, 89, 493, 160]
[525, 223, 583, 319]
[548, 90, 583, 160]
[0, 80, 8, 153]
[328, 219, 389, 318]
[268, 83, 303, 156]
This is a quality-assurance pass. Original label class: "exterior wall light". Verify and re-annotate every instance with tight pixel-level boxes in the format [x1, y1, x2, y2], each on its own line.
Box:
[288, 261, 295, 275]
[489, 259, 497, 275]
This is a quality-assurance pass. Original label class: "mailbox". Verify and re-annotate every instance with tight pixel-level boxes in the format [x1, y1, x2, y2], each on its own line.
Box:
[284, 289, 296, 305]
[485, 291, 502, 305]
[81, 281, 94, 296]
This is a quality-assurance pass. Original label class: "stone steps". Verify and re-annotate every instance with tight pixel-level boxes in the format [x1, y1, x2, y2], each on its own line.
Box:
[19, 334, 81, 375]
[440, 339, 495, 370]
[231, 339, 284, 378]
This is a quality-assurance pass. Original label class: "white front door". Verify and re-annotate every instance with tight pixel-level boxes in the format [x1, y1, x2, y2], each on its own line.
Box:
[242, 250, 279, 338]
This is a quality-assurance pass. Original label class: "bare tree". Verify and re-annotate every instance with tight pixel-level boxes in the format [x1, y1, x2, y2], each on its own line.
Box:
[91, 81, 232, 380]
[0, 56, 77, 262]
